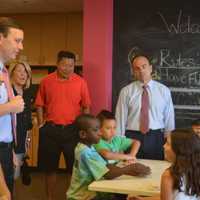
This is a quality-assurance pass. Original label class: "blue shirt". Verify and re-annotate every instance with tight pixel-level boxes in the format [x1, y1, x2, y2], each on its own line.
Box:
[67, 143, 109, 200]
[0, 61, 13, 142]
[115, 80, 175, 135]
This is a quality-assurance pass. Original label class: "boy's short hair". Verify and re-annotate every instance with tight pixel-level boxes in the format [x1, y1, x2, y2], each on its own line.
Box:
[96, 110, 115, 126]
[75, 114, 96, 132]
[192, 119, 200, 126]
[57, 50, 76, 63]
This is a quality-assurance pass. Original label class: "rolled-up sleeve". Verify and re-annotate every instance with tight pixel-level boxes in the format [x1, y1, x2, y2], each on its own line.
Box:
[115, 88, 129, 136]
[81, 79, 91, 107]
[163, 89, 175, 132]
[35, 80, 45, 107]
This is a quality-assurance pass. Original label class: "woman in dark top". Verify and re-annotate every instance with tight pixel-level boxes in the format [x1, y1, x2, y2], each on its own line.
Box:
[9, 60, 32, 179]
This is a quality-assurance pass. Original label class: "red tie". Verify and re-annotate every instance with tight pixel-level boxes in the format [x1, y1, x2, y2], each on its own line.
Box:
[140, 85, 149, 134]
[2, 67, 17, 144]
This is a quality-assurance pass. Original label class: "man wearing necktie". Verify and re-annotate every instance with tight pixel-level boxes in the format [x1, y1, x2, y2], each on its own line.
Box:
[115, 49, 175, 160]
[0, 17, 24, 198]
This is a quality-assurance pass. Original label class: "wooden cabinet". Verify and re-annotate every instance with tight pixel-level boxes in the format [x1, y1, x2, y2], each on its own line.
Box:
[66, 13, 83, 65]
[40, 14, 67, 65]
[27, 114, 39, 167]
[13, 15, 41, 65]
[13, 13, 83, 65]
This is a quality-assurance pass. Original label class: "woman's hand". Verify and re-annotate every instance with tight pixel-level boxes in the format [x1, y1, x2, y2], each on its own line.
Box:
[13, 151, 22, 169]
[25, 130, 32, 153]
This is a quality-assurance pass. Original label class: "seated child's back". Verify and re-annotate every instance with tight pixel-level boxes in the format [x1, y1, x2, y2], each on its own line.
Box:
[128, 129, 200, 200]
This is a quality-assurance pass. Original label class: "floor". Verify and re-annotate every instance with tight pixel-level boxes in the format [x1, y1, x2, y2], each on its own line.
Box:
[14, 171, 71, 200]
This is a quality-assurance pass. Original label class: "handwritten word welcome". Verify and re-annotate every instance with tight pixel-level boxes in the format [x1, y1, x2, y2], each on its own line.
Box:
[158, 10, 200, 34]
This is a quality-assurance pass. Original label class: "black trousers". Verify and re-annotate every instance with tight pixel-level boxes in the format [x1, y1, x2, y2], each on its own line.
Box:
[38, 122, 78, 174]
[125, 129, 165, 160]
[0, 142, 14, 193]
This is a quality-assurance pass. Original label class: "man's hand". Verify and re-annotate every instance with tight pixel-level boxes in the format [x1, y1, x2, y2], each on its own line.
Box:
[9, 95, 24, 113]
[125, 162, 151, 177]
[0, 165, 11, 200]
[0, 194, 11, 200]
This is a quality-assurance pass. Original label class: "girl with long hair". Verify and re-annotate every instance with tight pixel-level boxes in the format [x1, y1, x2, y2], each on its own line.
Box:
[129, 129, 200, 200]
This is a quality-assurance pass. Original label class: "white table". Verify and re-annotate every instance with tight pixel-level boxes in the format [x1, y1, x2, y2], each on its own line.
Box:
[88, 159, 170, 196]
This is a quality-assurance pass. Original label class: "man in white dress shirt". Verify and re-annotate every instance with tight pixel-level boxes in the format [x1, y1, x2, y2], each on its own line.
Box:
[115, 50, 175, 160]
[0, 17, 24, 197]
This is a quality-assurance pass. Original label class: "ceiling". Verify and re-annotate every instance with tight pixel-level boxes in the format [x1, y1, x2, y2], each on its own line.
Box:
[0, 0, 83, 14]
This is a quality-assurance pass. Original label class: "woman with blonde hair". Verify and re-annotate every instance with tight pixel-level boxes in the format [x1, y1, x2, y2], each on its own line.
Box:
[9, 60, 33, 180]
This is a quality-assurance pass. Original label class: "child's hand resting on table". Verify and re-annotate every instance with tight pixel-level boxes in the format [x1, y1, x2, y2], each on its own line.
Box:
[125, 162, 151, 177]
[123, 155, 137, 165]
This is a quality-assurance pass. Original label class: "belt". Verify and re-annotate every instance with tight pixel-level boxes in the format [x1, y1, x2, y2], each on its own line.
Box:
[46, 121, 67, 129]
[127, 129, 164, 134]
[149, 129, 164, 133]
[0, 142, 13, 149]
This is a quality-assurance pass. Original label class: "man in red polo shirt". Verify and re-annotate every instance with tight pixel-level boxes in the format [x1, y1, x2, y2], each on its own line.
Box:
[35, 51, 91, 200]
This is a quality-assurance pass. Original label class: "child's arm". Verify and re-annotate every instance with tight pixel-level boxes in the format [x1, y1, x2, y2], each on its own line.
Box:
[160, 169, 174, 200]
[97, 137, 140, 162]
[99, 149, 134, 161]
[104, 162, 151, 179]
[129, 139, 141, 158]
[0, 165, 11, 200]
[120, 139, 141, 165]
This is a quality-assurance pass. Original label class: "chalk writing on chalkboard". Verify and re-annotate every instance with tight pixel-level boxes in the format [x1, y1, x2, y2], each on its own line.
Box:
[154, 48, 200, 111]
[156, 49, 200, 87]
[158, 10, 200, 34]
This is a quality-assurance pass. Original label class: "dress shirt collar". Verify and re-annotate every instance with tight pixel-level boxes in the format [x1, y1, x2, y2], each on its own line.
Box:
[138, 79, 153, 90]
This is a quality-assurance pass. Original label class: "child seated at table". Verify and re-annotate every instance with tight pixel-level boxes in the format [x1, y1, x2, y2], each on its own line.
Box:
[128, 129, 200, 200]
[93, 110, 141, 165]
[191, 119, 200, 137]
[67, 114, 151, 200]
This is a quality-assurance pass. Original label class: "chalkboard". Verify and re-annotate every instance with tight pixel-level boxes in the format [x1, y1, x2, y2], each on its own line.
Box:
[113, 0, 200, 128]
